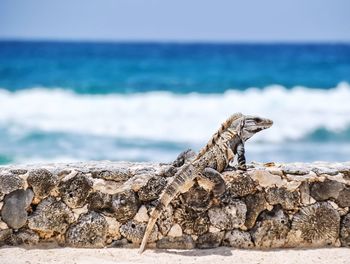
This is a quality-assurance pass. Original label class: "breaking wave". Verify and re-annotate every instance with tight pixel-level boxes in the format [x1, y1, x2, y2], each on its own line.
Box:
[1, 82, 350, 144]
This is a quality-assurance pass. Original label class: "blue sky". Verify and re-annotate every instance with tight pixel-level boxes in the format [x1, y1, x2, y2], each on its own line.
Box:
[1, 0, 349, 42]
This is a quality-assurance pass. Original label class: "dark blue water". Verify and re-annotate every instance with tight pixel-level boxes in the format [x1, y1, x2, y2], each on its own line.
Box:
[1, 41, 349, 93]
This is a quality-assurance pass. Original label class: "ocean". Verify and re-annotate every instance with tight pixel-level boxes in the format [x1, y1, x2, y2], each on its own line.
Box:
[0, 41, 350, 165]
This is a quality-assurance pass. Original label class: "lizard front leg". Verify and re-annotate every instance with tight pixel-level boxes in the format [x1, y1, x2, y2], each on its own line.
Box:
[199, 167, 226, 197]
[236, 142, 247, 171]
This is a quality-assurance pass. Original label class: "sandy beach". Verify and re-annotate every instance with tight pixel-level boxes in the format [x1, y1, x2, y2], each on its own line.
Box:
[0, 247, 349, 264]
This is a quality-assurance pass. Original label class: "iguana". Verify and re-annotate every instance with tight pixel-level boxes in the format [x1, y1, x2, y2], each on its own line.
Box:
[139, 113, 273, 253]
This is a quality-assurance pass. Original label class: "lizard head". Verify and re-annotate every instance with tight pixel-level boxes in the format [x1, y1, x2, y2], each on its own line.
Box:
[238, 115, 273, 141]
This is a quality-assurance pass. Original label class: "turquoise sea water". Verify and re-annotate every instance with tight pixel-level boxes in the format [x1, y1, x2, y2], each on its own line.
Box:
[0, 41, 350, 164]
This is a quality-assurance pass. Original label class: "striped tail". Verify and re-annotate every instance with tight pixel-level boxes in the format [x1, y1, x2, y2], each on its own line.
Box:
[139, 205, 162, 253]
[139, 163, 196, 253]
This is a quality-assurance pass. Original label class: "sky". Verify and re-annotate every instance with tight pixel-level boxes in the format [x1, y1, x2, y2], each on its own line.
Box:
[0, 0, 349, 42]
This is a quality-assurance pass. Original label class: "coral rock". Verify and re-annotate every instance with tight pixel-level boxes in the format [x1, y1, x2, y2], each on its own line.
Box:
[0, 229, 12, 246]
[290, 202, 340, 246]
[120, 220, 158, 244]
[244, 191, 269, 229]
[59, 173, 93, 208]
[336, 186, 350, 207]
[224, 173, 258, 198]
[310, 179, 344, 201]
[223, 229, 254, 248]
[157, 235, 195, 249]
[28, 197, 74, 236]
[91, 168, 131, 182]
[265, 187, 300, 210]
[138, 176, 167, 202]
[180, 184, 212, 212]
[196, 231, 224, 249]
[208, 200, 246, 230]
[6, 229, 39, 246]
[340, 213, 350, 247]
[252, 208, 290, 248]
[66, 211, 108, 248]
[111, 190, 139, 223]
[0, 173, 25, 195]
[27, 169, 58, 199]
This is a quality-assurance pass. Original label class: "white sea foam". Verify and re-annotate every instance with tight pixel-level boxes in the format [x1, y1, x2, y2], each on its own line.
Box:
[1, 82, 350, 144]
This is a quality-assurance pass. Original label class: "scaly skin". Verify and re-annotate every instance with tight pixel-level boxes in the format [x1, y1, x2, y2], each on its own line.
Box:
[139, 113, 273, 253]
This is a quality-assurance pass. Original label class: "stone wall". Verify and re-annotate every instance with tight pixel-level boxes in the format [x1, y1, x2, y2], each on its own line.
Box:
[1, 160, 350, 249]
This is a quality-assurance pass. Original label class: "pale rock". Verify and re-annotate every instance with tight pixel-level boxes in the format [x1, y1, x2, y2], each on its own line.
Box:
[167, 224, 183, 237]
[133, 205, 149, 223]
[0, 220, 8, 229]
[72, 205, 88, 221]
[249, 170, 286, 188]
[209, 225, 221, 233]
[105, 216, 121, 241]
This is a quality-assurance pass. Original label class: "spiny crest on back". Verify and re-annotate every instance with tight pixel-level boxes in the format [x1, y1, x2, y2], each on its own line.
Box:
[196, 113, 243, 160]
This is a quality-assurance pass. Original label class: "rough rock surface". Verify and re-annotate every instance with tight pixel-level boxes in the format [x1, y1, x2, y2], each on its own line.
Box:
[66, 211, 108, 248]
[28, 197, 74, 237]
[0, 160, 350, 249]
[27, 169, 58, 199]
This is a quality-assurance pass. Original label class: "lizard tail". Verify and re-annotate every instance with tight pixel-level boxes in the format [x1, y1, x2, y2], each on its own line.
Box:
[139, 206, 161, 253]
[139, 163, 195, 254]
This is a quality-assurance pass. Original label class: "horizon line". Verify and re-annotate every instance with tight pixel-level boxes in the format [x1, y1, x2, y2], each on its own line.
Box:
[1, 37, 350, 45]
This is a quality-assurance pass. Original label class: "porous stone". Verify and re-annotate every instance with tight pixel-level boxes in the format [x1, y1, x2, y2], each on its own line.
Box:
[252, 208, 290, 248]
[265, 187, 300, 210]
[66, 211, 108, 248]
[244, 191, 269, 229]
[0, 173, 25, 195]
[59, 173, 93, 208]
[138, 176, 167, 202]
[157, 235, 195, 249]
[174, 207, 209, 235]
[336, 186, 350, 207]
[208, 200, 246, 230]
[91, 168, 132, 182]
[27, 169, 58, 199]
[120, 220, 158, 244]
[9, 169, 28, 175]
[180, 184, 212, 212]
[196, 231, 224, 249]
[28, 197, 74, 237]
[0, 229, 12, 246]
[111, 190, 139, 223]
[282, 166, 309, 175]
[223, 229, 254, 248]
[6, 229, 39, 246]
[1, 161, 350, 249]
[340, 213, 350, 247]
[310, 179, 344, 201]
[312, 167, 339, 176]
[87, 191, 112, 214]
[224, 173, 258, 198]
[1, 189, 34, 229]
[290, 202, 340, 247]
